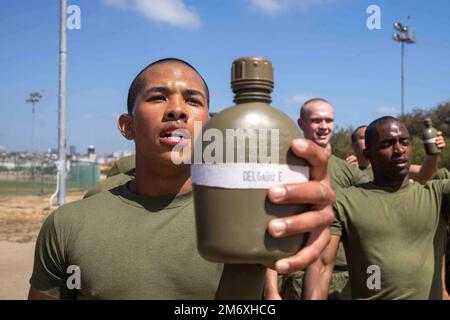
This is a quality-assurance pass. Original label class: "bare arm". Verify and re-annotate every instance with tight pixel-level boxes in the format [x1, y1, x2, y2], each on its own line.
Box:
[28, 287, 59, 300]
[302, 235, 341, 300]
[263, 269, 282, 300]
[442, 255, 450, 300]
[409, 131, 446, 183]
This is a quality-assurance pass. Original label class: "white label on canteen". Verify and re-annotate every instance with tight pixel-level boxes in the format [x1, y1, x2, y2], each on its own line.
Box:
[423, 138, 436, 144]
[191, 163, 309, 189]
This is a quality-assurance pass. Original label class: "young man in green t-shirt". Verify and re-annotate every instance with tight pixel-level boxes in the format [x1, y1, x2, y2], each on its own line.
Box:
[303, 116, 450, 299]
[28, 58, 335, 299]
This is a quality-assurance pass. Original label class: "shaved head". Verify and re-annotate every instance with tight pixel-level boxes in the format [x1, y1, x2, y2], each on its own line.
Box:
[300, 98, 330, 120]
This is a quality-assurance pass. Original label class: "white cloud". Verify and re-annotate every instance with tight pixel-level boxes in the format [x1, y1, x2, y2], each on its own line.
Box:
[375, 106, 397, 115]
[284, 94, 314, 105]
[250, 0, 283, 14]
[248, 0, 335, 15]
[102, 0, 201, 30]
[102, 0, 130, 9]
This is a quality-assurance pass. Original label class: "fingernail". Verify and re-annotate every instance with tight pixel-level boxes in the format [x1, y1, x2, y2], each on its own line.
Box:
[270, 186, 286, 200]
[271, 221, 286, 234]
[275, 260, 290, 273]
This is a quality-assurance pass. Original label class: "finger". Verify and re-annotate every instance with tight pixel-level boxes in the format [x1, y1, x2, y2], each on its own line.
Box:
[268, 181, 334, 207]
[268, 206, 335, 238]
[274, 227, 331, 274]
[290, 139, 329, 181]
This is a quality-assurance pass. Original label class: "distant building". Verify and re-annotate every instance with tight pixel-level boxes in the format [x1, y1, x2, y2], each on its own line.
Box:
[87, 145, 96, 162]
[69, 145, 76, 155]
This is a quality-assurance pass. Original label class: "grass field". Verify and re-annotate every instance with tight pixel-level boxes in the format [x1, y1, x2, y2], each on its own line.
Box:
[0, 191, 84, 243]
[0, 179, 94, 196]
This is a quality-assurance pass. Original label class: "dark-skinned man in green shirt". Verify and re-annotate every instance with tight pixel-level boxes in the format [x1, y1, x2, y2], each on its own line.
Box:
[28, 58, 335, 299]
[303, 116, 450, 299]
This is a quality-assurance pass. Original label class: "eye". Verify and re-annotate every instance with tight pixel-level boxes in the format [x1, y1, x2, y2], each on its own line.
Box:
[186, 98, 203, 106]
[401, 139, 410, 146]
[147, 95, 166, 102]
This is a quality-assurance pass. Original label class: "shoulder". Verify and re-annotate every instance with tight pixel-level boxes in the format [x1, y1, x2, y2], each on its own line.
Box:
[107, 155, 135, 177]
[432, 168, 450, 180]
[84, 173, 133, 198]
[53, 190, 118, 229]
[329, 155, 369, 188]
[423, 179, 450, 194]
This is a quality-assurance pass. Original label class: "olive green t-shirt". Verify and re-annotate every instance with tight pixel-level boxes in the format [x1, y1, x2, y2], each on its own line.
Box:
[83, 172, 134, 199]
[107, 155, 136, 178]
[30, 184, 223, 299]
[328, 155, 370, 270]
[332, 181, 450, 299]
[433, 168, 450, 180]
[360, 166, 374, 181]
[329, 155, 369, 191]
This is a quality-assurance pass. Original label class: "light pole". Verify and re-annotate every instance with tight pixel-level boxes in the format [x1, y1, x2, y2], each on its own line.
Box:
[58, 0, 67, 205]
[392, 22, 416, 116]
[26, 92, 42, 192]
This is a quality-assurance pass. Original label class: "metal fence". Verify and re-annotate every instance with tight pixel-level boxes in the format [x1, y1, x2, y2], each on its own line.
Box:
[0, 159, 100, 196]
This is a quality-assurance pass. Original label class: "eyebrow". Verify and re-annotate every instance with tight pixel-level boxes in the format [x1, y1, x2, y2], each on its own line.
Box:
[380, 135, 410, 142]
[142, 86, 206, 100]
[310, 116, 334, 120]
[184, 89, 206, 100]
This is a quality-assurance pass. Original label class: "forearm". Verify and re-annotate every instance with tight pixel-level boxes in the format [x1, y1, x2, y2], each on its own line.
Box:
[409, 155, 440, 182]
[442, 255, 449, 299]
[302, 259, 333, 300]
[263, 269, 282, 300]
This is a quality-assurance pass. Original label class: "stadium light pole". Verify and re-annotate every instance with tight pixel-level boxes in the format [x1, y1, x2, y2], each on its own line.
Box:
[58, 0, 67, 205]
[26, 92, 42, 192]
[392, 22, 416, 116]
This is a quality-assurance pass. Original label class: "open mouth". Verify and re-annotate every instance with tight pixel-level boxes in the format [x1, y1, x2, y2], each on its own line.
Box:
[393, 158, 408, 168]
[159, 128, 188, 146]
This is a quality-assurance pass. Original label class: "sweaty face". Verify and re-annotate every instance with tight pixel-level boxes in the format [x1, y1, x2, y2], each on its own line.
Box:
[367, 121, 412, 179]
[299, 102, 334, 148]
[352, 127, 367, 159]
[131, 62, 209, 165]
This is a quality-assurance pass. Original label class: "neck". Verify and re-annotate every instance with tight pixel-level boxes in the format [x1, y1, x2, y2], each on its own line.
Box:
[372, 173, 410, 189]
[129, 152, 192, 197]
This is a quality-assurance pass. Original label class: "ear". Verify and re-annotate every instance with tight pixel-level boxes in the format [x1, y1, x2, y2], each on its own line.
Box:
[118, 113, 135, 141]
[297, 118, 303, 130]
[363, 148, 370, 160]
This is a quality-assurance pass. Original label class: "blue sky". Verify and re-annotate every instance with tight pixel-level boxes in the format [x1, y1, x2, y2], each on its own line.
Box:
[1, 0, 449, 153]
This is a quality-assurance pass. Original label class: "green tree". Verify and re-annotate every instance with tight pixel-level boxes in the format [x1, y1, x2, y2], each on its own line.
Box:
[330, 126, 353, 160]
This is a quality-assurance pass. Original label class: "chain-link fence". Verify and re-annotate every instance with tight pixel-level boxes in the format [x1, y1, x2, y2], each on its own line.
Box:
[0, 156, 100, 195]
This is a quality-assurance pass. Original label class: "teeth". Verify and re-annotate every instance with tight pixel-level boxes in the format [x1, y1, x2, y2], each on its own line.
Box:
[162, 132, 183, 138]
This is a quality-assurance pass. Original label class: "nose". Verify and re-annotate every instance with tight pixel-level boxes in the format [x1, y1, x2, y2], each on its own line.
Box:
[163, 98, 188, 122]
[393, 141, 404, 155]
[319, 120, 327, 129]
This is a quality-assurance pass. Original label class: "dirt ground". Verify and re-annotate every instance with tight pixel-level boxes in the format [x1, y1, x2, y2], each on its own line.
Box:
[0, 192, 84, 300]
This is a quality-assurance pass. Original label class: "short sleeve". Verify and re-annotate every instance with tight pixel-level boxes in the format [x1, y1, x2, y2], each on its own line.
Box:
[439, 179, 450, 224]
[349, 165, 370, 186]
[29, 212, 75, 299]
[330, 206, 343, 237]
